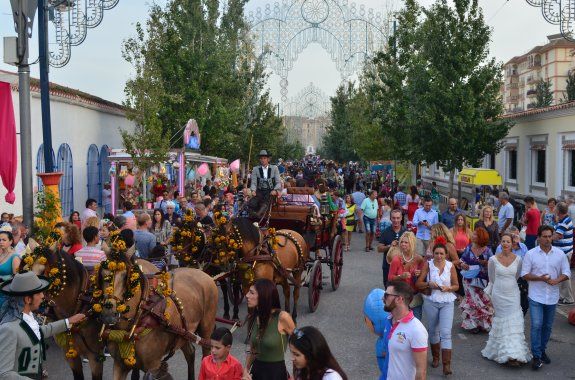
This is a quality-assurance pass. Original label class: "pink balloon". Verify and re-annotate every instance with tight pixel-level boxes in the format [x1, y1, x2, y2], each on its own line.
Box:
[124, 174, 135, 187]
[197, 163, 209, 176]
[230, 159, 240, 173]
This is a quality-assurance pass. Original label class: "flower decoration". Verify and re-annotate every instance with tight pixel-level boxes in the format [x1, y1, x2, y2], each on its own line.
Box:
[170, 209, 205, 266]
[434, 236, 447, 246]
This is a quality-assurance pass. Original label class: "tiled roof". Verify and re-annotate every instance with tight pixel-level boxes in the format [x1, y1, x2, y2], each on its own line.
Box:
[0, 69, 125, 113]
[503, 34, 575, 66]
[502, 101, 575, 119]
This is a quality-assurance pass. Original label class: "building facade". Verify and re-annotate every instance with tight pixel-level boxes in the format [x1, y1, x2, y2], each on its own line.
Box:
[503, 34, 575, 114]
[0, 70, 135, 217]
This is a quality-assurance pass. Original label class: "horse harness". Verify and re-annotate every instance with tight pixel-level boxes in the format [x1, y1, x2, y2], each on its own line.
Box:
[241, 230, 305, 287]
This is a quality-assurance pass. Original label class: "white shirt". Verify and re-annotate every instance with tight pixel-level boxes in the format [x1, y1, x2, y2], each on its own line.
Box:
[80, 208, 98, 223]
[387, 311, 428, 380]
[497, 202, 514, 232]
[426, 260, 457, 303]
[22, 312, 41, 339]
[14, 240, 26, 257]
[521, 245, 572, 305]
[322, 369, 343, 380]
[262, 166, 269, 179]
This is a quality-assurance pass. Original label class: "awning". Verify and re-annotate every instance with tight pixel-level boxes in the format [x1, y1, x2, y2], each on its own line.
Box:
[457, 168, 502, 186]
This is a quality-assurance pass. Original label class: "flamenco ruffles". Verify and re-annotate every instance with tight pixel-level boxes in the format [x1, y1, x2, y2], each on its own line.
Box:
[481, 311, 532, 364]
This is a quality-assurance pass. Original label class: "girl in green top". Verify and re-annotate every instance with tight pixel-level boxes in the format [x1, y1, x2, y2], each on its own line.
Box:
[244, 279, 296, 380]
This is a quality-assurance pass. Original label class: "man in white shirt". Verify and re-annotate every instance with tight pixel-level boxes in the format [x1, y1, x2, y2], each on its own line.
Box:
[521, 225, 571, 370]
[497, 191, 514, 234]
[412, 196, 439, 256]
[80, 198, 98, 226]
[384, 280, 428, 380]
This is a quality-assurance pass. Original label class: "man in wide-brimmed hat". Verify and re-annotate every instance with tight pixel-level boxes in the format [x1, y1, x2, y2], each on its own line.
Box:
[0, 271, 85, 379]
[248, 150, 282, 218]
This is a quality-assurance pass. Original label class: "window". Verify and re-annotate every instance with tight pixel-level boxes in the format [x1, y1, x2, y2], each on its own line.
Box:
[570, 151, 575, 187]
[531, 148, 546, 184]
[508, 150, 517, 180]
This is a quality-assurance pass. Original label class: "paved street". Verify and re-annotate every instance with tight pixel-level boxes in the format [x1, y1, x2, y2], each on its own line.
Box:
[45, 231, 575, 379]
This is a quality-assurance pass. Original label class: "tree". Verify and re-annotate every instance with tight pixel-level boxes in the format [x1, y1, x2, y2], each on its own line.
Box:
[534, 78, 553, 107]
[322, 83, 360, 162]
[367, 0, 512, 195]
[122, 0, 285, 162]
[565, 71, 575, 102]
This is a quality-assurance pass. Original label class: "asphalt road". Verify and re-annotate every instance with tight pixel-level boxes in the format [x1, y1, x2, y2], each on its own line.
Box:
[45, 232, 575, 379]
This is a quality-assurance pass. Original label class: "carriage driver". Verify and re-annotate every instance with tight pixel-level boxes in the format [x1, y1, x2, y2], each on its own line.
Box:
[248, 150, 282, 218]
[0, 272, 85, 379]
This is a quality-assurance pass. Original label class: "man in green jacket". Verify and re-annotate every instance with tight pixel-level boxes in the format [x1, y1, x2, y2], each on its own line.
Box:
[0, 272, 85, 379]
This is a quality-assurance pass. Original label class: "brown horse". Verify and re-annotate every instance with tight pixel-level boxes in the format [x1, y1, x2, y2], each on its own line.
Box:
[24, 249, 159, 380]
[227, 217, 309, 320]
[25, 249, 104, 380]
[98, 257, 217, 380]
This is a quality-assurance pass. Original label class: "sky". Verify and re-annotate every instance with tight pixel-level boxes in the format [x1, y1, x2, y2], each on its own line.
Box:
[0, 0, 560, 106]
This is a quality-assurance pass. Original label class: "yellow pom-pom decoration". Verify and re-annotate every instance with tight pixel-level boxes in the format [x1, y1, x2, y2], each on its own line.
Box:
[92, 304, 102, 313]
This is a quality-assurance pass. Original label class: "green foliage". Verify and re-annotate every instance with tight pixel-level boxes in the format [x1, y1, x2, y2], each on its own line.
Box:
[122, 0, 285, 162]
[366, 0, 511, 177]
[322, 83, 360, 162]
[33, 190, 60, 243]
[534, 79, 553, 107]
[566, 71, 575, 102]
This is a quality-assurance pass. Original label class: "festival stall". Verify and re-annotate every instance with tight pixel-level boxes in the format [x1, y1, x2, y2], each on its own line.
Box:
[106, 119, 229, 215]
[457, 168, 502, 229]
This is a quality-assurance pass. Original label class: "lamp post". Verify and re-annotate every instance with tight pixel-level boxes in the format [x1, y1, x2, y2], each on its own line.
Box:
[8, 0, 37, 227]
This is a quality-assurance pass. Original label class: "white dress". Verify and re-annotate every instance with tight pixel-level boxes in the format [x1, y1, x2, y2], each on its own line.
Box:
[481, 256, 532, 363]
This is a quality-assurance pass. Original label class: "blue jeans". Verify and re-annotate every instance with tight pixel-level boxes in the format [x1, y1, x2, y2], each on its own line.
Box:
[528, 297, 557, 358]
[423, 299, 455, 349]
[411, 304, 422, 321]
[525, 234, 537, 250]
[363, 216, 376, 233]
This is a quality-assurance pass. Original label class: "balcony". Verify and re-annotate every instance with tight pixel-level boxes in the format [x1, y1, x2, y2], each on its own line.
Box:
[526, 89, 537, 97]
[526, 76, 538, 84]
[506, 95, 519, 103]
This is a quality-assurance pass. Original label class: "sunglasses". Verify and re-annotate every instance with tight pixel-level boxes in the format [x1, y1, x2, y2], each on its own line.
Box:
[292, 328, 305, 340]
[383, 292, 400, 300]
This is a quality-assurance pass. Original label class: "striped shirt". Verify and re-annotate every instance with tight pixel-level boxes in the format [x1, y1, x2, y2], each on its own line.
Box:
[553, 215, 573, 255]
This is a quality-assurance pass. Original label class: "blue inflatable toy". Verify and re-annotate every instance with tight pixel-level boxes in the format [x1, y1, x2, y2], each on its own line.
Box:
[364, 288, 391, 380]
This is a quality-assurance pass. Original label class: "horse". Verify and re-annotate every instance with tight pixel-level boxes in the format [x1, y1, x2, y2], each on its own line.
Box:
[226, 217, 309, 320]
[171, 218, 240, 321]
[97, 255, 217, 380]
[23, 248, 104, 380]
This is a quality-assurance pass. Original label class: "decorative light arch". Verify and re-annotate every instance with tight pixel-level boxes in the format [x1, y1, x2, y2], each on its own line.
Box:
[247, 0, 391, 102]
[526, 1, 575, 41]
[285, 82, 331, 118]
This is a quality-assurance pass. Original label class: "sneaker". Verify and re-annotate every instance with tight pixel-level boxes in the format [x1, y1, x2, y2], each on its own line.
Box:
[541, 352, 551, 364]
[558, 299, 574, 305]
[531, 357, 543, 370]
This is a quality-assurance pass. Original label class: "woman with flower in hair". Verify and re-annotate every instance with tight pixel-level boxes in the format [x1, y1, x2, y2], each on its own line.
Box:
[458, 227, 494, 333]
[416, 237, 459, 375]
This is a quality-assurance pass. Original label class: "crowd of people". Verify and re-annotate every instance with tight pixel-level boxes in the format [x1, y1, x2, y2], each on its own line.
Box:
[0, 153, 574, 379]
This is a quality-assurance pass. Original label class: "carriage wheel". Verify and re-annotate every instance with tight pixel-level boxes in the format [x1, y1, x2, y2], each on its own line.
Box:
[308, 260, 322, 313]
[330, 235, 343, 291]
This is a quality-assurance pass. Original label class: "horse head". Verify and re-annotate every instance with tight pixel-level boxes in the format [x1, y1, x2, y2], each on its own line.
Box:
[95, 235, 143, 327]
[20, 246, 85, 319]
[225, 217, 261, 259]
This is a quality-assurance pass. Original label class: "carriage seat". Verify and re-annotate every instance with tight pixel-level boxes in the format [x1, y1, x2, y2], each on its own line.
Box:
[287, 187, 315, 195]
[271, 204, 314, 226]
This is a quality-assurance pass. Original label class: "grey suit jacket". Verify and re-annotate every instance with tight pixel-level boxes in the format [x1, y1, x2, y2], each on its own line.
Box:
[250, 165, 282, 192]
[0, 316, 67, 379]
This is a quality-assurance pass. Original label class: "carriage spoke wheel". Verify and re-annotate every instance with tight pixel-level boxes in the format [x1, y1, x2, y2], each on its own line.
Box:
[330, 235, 343, 291]
[308, 260, 322, 312]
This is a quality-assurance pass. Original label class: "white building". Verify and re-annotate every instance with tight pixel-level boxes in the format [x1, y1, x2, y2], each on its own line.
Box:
[421, 101, 575, 205]
[0, 70, 135, 217]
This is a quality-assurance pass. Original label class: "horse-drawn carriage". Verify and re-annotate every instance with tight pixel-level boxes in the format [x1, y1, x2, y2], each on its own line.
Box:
[267, 187, 344, 312]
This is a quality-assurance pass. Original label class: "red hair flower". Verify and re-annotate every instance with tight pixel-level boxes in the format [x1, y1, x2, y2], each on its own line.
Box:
[434, 236, 447, 246]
